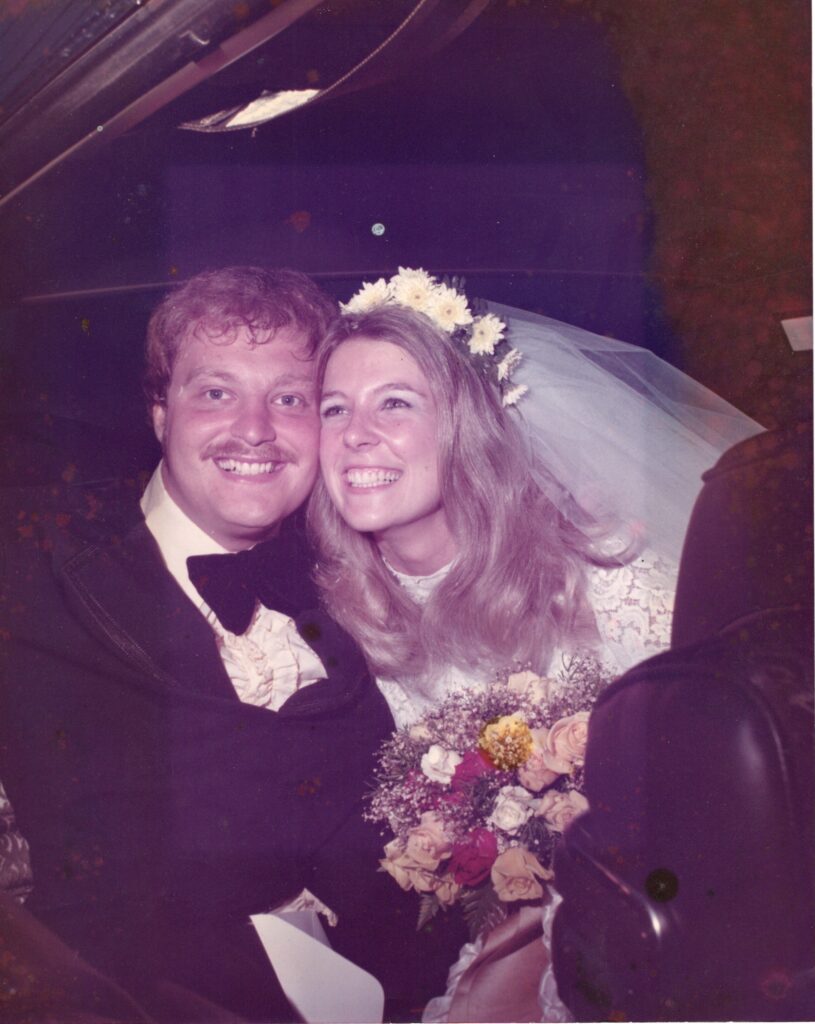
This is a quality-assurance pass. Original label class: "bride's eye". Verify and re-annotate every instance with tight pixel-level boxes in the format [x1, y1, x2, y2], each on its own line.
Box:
[382, 396, 410, 410]
[320, 402, 346, 419]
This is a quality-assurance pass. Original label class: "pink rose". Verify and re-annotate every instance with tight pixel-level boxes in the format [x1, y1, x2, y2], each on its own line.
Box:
[490, 847, 553, 902]
[404, 811, 452, 869]
[517, 728, 561, 792]
[379, 839, 418, 891]
[541, 712, 590, 774]
[449, 828, 499, 886]
[451, 750, 493, 790]
[379, 838, 442, 894]
[535, 789, 589, 833]
[434, 872, 462, 908]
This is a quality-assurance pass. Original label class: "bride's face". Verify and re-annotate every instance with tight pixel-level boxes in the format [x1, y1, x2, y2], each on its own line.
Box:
[319, 337, 452, 561]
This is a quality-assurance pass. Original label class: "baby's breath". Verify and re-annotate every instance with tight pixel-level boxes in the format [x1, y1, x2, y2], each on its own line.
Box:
[366, 654, 614, 929]
[366, 653, 612, 843]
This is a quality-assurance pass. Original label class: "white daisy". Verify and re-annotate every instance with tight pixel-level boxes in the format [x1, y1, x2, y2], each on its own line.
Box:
[428, 284, 473, 332]
[390, 268, 436, 312]
[502, 383, 529, 407]
[496, 347, 523, 381]
[341, 277, 389, 314]
[468, 313, 506, 355]
[394, 266, 433, 283]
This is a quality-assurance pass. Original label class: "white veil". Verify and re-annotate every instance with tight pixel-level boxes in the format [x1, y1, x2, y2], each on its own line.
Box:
[489, 301, 764, 565]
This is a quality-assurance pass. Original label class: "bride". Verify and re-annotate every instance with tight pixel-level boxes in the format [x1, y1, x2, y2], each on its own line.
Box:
[307, 268, 760, 1020]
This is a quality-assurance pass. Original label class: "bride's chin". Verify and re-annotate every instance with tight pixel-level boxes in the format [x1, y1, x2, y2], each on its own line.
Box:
[331, 498, 399, 534]
[347, 513, 397, 535]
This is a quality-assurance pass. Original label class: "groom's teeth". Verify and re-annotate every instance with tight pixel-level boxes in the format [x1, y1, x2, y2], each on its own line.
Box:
[346, 468, 401, 487]
[215, 459, 277, 476]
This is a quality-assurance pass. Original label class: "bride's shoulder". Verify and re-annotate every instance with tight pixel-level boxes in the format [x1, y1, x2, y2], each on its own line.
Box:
[583, 548, 678, 673]
[587, 547, 677, 600]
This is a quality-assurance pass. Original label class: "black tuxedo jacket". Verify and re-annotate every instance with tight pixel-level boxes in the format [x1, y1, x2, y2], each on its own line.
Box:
[0, 481, 463, 1021]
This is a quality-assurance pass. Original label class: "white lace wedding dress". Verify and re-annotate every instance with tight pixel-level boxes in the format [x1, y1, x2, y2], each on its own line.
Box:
[376, 550, 676, 1023]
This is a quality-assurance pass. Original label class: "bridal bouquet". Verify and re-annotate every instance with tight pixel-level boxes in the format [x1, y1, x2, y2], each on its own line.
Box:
[366, 656, 612, 939]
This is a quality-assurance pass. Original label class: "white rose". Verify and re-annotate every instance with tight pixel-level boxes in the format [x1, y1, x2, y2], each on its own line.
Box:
[420, 743, 463, 784]
[487, 785, 537, 835]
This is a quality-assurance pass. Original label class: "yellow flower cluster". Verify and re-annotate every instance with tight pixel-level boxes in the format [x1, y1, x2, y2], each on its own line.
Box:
[478, 714, 533, 771]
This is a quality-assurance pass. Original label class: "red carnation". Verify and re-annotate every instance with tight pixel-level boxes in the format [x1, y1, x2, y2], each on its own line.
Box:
[449, 829, 499, 886]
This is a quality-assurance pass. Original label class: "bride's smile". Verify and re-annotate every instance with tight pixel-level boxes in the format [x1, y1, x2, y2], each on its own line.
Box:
[319, 336, 456, 573]
[344, 466, 403, 488]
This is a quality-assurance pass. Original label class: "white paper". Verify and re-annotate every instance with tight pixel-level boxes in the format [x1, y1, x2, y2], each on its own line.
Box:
[781, 315, 813, 351]
[251, 911, 384, 1023]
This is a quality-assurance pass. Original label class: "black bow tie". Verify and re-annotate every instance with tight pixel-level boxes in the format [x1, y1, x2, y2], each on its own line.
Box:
[186, 531, 315, 636]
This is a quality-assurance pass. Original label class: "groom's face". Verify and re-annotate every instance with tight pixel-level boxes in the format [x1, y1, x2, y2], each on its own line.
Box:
[152, 323, 320, 550]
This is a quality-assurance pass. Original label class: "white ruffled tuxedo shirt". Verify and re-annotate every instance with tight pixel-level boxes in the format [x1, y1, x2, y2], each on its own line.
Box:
[141, 464, 326, 712]
[141, 467, 375, 1016]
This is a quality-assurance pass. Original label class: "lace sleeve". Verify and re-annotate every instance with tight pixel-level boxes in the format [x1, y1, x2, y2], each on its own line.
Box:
[587, 549, 677, 674]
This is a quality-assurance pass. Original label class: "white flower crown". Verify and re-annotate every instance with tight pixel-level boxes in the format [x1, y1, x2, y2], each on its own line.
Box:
[340, 268, 528, 407]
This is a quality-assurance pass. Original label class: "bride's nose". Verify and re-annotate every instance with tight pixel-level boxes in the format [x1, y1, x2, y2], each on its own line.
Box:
[342, 407, 379, 449]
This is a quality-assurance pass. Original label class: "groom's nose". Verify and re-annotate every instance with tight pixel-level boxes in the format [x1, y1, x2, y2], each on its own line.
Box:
[230, 396, 277, 445]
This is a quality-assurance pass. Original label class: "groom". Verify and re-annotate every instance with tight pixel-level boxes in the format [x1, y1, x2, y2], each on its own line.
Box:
[0, 268, 457, 1021]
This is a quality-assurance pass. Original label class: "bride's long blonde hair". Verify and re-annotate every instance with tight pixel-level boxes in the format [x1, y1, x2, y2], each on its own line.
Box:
[308, 305, 610, 685]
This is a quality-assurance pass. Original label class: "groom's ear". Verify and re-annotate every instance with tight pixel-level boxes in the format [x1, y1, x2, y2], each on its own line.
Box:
[151, 403, 166, 445]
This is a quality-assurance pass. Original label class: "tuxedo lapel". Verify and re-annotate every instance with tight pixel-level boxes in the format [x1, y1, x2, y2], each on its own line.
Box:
[56, 496, 370, 711]
[60, 519, 238, 702]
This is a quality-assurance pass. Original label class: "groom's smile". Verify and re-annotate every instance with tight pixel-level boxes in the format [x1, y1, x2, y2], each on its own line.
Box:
[152, 323, 320, 550]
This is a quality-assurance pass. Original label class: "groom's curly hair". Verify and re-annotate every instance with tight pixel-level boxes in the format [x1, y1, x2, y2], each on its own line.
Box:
[308, 305, 610, 688]
[144, 266, 337, 406]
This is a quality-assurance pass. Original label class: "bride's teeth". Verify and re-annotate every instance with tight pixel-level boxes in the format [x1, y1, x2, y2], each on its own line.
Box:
[346, 468, 401, 487]
[216, 459, 275, 476]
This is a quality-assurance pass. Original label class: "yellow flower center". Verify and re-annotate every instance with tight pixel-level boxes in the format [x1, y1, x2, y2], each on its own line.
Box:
[478, 714, 533, 771]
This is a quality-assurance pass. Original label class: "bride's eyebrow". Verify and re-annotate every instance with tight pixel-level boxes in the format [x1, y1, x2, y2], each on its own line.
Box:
[320, 382, 425, 399]
[369, 382, 429, 400]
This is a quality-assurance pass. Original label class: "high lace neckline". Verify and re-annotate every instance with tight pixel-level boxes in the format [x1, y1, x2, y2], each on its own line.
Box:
[383, 557, 453, 603]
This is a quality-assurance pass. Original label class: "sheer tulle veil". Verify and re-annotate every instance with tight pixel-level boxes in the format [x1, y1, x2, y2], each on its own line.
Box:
[489, 301, 764, 565]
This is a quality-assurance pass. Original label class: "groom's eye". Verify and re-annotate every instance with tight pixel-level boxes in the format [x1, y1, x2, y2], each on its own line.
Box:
[275, 393, 304, 407]
[205, 388, 226, 400]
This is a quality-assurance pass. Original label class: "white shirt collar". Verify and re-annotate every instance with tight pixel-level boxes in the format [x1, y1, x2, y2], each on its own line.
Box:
[141, 462, 228, 607]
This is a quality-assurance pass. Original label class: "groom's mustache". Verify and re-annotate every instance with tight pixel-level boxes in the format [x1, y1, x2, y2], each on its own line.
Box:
[202, 442, 298, 464]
